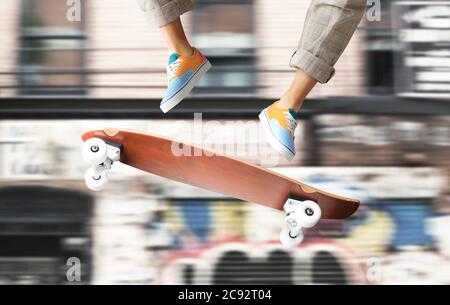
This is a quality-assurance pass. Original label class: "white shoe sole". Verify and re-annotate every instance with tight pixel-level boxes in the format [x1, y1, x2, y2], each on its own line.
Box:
[160, 60, 212, 113]
[259, 109, 295, 161]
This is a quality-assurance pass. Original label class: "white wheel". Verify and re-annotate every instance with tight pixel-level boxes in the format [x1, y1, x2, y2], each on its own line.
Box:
[83, 138, 107, 165]
[84, 166, 108, 191]
[296, 200, 321, 228]
[280, 226, 304, 248]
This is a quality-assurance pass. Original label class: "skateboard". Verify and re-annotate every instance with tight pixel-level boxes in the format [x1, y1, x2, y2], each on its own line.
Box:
[82, 128, 360, 248]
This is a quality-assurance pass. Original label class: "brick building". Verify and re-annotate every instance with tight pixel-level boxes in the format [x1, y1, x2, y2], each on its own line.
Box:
[0, 0, 367, 98]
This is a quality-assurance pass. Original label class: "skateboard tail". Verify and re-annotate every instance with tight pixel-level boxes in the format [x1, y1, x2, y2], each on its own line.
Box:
[316, 193, 360, 219]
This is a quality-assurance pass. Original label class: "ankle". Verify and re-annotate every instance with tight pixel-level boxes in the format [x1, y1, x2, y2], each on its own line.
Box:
[277, 95, 301, 111]
[172, 44, 194, 56]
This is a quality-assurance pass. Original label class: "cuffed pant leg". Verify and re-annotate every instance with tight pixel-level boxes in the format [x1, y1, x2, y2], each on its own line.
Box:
[290, 0, 366, 83]
[137, 0, 194, 27]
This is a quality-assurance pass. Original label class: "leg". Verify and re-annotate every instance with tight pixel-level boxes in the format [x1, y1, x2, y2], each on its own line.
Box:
[137, 0, 211, 113]
[278, 0, 367, 111]
[259, 0, 366, 160]
[137, 0, 194, 55]
[277, 69, 317, 111]
[160, 18, 193, 56]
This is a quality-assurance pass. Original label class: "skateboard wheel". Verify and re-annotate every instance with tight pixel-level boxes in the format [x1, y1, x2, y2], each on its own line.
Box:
[280, 226, 303, 248]
[297, 200, 321, 228]
[83, 138, 107, 165]
[84, 165, 108, 191]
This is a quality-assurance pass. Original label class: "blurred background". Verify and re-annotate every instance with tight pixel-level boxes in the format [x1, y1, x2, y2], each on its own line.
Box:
[0, 0, 449, 284]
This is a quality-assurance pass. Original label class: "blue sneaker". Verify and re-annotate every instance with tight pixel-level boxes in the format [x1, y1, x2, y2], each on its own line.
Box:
[160, 48, 211, 113]
[259, 102, 298, 160]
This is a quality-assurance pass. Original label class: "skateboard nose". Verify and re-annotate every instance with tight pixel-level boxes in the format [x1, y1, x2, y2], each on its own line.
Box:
[81, 130, 96, 142]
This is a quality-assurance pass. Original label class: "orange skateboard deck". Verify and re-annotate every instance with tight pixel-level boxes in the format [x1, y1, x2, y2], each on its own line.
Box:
[82, 128, 359, 220]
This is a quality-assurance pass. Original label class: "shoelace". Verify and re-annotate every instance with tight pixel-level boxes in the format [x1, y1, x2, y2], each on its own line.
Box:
[167, 59, 183, 80]
[284, 111, 298, 137]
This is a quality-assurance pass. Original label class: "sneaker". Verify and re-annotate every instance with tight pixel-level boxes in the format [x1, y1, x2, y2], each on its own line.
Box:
[259, 102, 298, 160]
[160, 48, 211, 113]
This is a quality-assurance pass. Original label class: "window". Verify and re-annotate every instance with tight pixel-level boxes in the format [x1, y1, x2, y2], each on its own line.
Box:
[365, 0, 397, 95]
[392, 2, 450, 98]
[192, 0, 256, 95]
[19, 0, 86, 96]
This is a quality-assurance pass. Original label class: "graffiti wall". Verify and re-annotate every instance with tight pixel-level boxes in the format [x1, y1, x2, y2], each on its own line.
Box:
[0, 118, 448, 284]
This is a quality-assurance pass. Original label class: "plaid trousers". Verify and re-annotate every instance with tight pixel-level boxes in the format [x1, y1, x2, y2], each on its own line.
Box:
[137, 0, 366, 83]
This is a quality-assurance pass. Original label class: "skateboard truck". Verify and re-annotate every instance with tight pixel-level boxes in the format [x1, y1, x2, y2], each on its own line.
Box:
[82, 138, 121, 191]
[280, 197, 322, 248]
